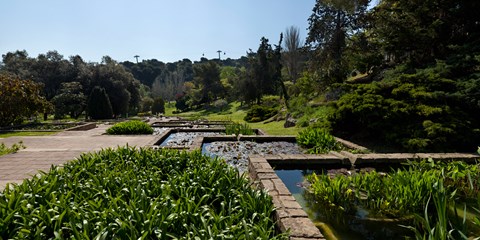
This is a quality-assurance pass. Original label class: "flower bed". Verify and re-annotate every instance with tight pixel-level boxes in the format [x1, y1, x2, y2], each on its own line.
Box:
[0, 147, 285, 239]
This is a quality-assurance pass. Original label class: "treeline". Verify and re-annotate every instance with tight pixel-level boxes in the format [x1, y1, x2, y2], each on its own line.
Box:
[0, 36, 292, 124]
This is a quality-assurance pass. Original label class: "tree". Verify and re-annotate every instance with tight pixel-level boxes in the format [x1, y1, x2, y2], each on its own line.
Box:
[151, 97, 165, 115]
[192, 61, 223, 106]
[91, 56, 141, 117]
[242, 36, 284, 104]
[283, 26, 304, 83]
[87, 87, 113, 120]
[52, 82, 86, 119]
[370, 0, 480, 66]
[0, 74, 51, 127]
[307, 0, 370, 85]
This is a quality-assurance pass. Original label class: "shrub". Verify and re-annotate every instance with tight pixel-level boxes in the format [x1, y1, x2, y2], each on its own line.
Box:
[225, 122, 255, 136]
[151, 97, 165, 115]
[213, 99, 228, 112]
[106, 120, 153, 135]
[0, 147, 284, 239]
[244, 105, 277, 122]
[87, 87, 113, 120]
[297, 127, 342, 153]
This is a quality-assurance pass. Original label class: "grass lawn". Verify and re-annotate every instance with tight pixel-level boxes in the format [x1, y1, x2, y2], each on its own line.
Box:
[165, 102, 304, 135]
[0, 131, 58, 138]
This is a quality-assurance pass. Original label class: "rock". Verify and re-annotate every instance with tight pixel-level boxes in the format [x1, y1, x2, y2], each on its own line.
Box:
[284, 114, 297, 128]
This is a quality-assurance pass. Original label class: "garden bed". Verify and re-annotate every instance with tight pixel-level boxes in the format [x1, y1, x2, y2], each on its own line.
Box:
[0, 147, 286, 239]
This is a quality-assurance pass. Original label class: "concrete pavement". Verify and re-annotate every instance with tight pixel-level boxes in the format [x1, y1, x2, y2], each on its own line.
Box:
[0, 124, 158, 190]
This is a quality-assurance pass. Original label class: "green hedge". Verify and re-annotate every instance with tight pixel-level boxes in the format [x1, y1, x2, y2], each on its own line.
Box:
[0, 147, 285, 239]
[106, 120, 153, 135]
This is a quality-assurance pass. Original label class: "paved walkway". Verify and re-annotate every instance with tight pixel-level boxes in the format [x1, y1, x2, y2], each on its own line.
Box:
[0, 124, 158, 190]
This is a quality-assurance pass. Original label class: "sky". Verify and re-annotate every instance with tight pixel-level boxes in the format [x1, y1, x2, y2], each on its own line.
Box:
[0, 0, 316, 63]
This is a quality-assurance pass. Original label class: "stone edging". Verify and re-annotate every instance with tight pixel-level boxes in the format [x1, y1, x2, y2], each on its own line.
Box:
[65, 123, 96, 131]
[249, 154, 328, 239]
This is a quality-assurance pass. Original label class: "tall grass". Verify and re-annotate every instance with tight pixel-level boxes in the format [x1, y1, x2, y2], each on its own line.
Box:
[0, 147, 286, 239]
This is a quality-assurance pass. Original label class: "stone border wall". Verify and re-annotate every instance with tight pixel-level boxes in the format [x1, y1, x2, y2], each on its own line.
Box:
[65, 123, 96, 131]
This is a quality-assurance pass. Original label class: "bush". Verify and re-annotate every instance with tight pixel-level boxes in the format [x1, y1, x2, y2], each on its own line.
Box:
[151, 97, 165, 115]
[87, 87, 113, 120]
[297, 127, 342, 153]
[0, 147, 284, 239]
[213, 99, 229, 112]
[244, 105, 277, 122]
[225, 122, 255, 136]
[106, 120, 153, 135]
[329, 62, 480, 152]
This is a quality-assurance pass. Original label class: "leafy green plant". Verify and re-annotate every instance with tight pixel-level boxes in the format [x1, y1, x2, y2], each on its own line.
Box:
[225, 122, 255, 136]
[0, 141, 25, 156]
[0, 147, 286, 239]
[106, 120, 153, 135]
[305, 160, 480, 219]
[297, 127, 342, 153]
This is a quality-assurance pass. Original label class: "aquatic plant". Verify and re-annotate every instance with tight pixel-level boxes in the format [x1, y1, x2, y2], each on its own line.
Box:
[306, 160, 480, 219]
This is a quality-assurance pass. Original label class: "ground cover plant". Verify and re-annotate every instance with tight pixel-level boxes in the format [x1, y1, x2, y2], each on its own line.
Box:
[0, 141, 25, 156]
[0, 147, 285, 239]
[296, 127, 342, 153]
[106, 120, 153, 135]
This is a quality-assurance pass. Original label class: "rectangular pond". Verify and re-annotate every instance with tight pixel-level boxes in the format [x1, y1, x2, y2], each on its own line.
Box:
[275, 168, 415, 240]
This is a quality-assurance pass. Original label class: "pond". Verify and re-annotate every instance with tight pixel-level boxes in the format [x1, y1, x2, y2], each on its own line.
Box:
[202, 141, 304, 173]
[275, 168, 414, 240]
[158, 132, 224, 148]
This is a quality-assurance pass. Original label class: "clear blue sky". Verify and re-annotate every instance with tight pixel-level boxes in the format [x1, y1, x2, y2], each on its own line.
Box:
[0, 0, 316, 63]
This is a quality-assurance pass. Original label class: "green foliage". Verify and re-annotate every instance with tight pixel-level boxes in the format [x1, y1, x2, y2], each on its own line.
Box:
[329, 61, 480, 152]
[225, 122, 255, 136]
[212, 99, 229, 112]
[151, 97, 165, 115]
[86, 87, 113, 120]
[296, 127, 342, 153]
[51, 82, 86, 119]
[0, 147, 284, 239]
[306, 160, 480, 219]
[0, 74, 52, 127]
[192, 61, 224, 106]
[106, 120, 153, 135]
[244, 105, 278, 123]
[0, 141, 25, 156]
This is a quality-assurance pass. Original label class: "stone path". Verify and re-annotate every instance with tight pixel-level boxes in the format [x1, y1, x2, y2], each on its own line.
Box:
[0, 124, 158, 190]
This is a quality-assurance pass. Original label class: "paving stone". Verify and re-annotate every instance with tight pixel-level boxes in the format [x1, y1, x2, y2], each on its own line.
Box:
[279, 218, 324, 238]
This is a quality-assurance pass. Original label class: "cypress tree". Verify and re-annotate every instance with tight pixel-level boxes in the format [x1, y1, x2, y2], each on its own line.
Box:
[87, 87, 113, 119]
